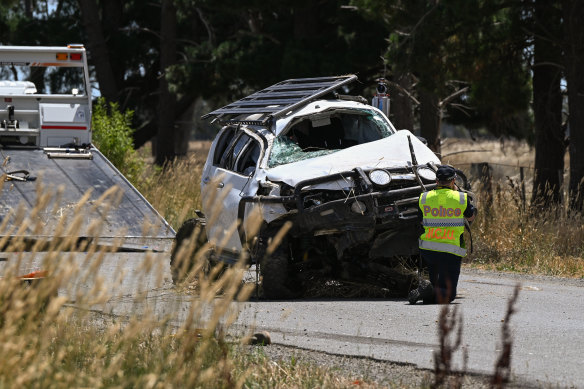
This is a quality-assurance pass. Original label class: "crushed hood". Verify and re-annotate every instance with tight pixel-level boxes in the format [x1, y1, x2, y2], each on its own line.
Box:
[264, 130, 440, 187]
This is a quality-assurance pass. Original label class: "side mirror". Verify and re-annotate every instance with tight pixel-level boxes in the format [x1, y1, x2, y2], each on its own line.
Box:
[416, 136, 428, 145]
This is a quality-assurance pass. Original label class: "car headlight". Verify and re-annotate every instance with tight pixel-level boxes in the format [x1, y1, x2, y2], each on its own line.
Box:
[417, 167, 436, 182]
[369, 169, 391, 187]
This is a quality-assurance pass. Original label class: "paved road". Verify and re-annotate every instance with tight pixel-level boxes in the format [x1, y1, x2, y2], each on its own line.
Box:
[11, 252, 578, 388]
[233, 270, 584, 388]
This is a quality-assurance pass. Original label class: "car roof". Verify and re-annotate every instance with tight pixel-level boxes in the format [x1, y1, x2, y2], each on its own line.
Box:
[272, 99, 374, 136]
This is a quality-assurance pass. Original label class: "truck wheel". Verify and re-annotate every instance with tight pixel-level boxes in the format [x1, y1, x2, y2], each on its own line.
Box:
[170, 218, 209, 284]
[261, 245, 300, 299]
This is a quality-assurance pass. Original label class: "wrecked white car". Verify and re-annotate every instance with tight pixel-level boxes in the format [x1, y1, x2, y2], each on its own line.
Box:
[171, 75, 463, 298]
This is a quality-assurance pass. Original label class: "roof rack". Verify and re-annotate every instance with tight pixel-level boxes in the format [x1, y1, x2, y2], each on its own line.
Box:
[201, 75, 358, 126]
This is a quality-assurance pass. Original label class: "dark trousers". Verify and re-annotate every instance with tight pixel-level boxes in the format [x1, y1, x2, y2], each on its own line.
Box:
[420, 249, 462, 303]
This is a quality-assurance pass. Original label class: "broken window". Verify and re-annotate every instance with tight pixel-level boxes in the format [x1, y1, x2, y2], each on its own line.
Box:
[213, 127, 236, 165]
[268, 110, 395, 168]
[235, 138, 260, 175]
[214, 128, 261, 176]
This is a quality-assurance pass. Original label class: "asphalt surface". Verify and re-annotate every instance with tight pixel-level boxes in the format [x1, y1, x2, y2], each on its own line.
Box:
[234, 270, 584, 388]
[5, 252, 581, 388]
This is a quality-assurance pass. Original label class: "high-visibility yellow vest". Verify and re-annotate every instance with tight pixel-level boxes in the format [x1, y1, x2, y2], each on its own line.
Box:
[418, 188, 467, 257]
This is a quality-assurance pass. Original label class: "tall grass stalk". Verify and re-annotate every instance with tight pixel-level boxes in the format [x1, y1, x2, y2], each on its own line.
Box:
[137, 156, 205, 229]
[0, 178, 380, 387]
[469, 184, 584, 277]
[0, 181, 258, 387]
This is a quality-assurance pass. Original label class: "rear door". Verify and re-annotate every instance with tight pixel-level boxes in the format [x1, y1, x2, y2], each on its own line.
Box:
[201, 127, 262, 253]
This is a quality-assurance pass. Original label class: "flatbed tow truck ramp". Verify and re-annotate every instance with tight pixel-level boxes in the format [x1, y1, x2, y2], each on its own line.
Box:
[0, 45, 174, 292]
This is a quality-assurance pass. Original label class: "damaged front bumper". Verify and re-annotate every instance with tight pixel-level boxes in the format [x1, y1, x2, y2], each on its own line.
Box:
[238, 167, 435, 257]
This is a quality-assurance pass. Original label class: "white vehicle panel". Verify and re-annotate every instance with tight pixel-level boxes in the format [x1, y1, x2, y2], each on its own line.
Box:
[41, 103, 87, 123]
[273, 99, 395, 136]
[202, 168, 257, 252]
[201, 128, 263, 252]
[265, 130, 439, 187]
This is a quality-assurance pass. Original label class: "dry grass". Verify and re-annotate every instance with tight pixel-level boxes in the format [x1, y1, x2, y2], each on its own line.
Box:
[467, 188, 584, 277]
[2, 136, 576, 387]
[141, 156, 205, 229]
[441, 138, 535, 169]
[0, 183, 235, 386]
[139, 138, 584, 279]
[0, 175, 384, 388]
[237, 348, 380, 389]
[441, 137, 584, 278]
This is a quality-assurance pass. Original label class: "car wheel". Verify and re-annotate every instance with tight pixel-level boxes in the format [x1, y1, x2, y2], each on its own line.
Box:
[454, 168, 470, 191]
[170, 218, 209, 284]
[261, 244, 300, 299]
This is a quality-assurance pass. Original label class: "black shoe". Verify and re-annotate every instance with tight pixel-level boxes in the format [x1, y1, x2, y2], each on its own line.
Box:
[408, 288, 421, 304]
[419, 280, 434, 300]
[409, 280, 433, 305]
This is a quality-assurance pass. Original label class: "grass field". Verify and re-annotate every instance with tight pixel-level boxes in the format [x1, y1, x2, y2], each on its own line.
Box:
[440, 138, 584, 278]
[0, 135, 577, 388]
[138, 137, 584, 279]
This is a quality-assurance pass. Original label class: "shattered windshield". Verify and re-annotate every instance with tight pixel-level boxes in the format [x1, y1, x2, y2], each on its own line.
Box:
[268, 109, 394, 168]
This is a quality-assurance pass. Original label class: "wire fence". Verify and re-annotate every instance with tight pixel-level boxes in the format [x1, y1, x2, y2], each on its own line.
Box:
[456, 161, 570, 210]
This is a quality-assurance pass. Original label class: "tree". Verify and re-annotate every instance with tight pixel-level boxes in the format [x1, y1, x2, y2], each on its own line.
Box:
[563, 0, 584, 211]
[531, 0, 564, 206]
[156, 0, 178, 165]
[353, 0, 532, 154]
[78, 0, 119, 103]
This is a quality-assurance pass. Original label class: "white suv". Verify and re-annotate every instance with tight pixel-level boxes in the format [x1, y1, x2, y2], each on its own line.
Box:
[171, 75, 464, 299]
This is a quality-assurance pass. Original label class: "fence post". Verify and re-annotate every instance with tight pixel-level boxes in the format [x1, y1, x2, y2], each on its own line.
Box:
[520, 167, 526, 212]
[471, 162, 493, 213]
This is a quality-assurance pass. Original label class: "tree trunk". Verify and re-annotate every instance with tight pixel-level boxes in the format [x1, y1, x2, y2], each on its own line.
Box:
[77, 0, 119, 103]
[389, 72, 414, 132]
[419, 88, 441, 154]
[101, 0, 125, 96]
[155, 0, 178, 165]
[532, 1, 564, 206]
[24, 0, 33, 18]
[563, 0, 584, 211]
[293, 2, 318, 40]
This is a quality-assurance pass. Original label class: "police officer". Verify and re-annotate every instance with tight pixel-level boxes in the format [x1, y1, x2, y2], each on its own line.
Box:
[408, 165, 477, 304]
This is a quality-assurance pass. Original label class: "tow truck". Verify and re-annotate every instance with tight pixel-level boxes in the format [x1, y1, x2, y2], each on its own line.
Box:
[0, 45, 174, 288]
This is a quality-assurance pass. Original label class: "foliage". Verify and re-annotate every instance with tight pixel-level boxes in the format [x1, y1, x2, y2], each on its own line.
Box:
[167, 0, 387, 101]
[92, 98, 145, 182]
[469, 187, 584, 277]
[0, 0, 83, 46]
[352, 0, 533, 138]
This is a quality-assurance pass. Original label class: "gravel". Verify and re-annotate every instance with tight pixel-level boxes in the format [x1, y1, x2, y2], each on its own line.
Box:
[250, 340, 538, 388]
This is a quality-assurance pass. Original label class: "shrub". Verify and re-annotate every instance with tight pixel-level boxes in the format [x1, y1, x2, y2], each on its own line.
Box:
[92, 98, 144, 182]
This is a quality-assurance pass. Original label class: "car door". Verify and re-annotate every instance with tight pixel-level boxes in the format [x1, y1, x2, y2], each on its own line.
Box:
[201, 128, 262, 254]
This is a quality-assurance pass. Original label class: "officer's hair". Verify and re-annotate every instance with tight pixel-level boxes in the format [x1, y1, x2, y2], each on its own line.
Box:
[437, 178, 454, 186]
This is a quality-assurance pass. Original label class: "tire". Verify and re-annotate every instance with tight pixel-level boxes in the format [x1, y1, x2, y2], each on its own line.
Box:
[261, 244, 300, 299]
[170, 218, 209, 284]
[454, 168, 470, 191]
